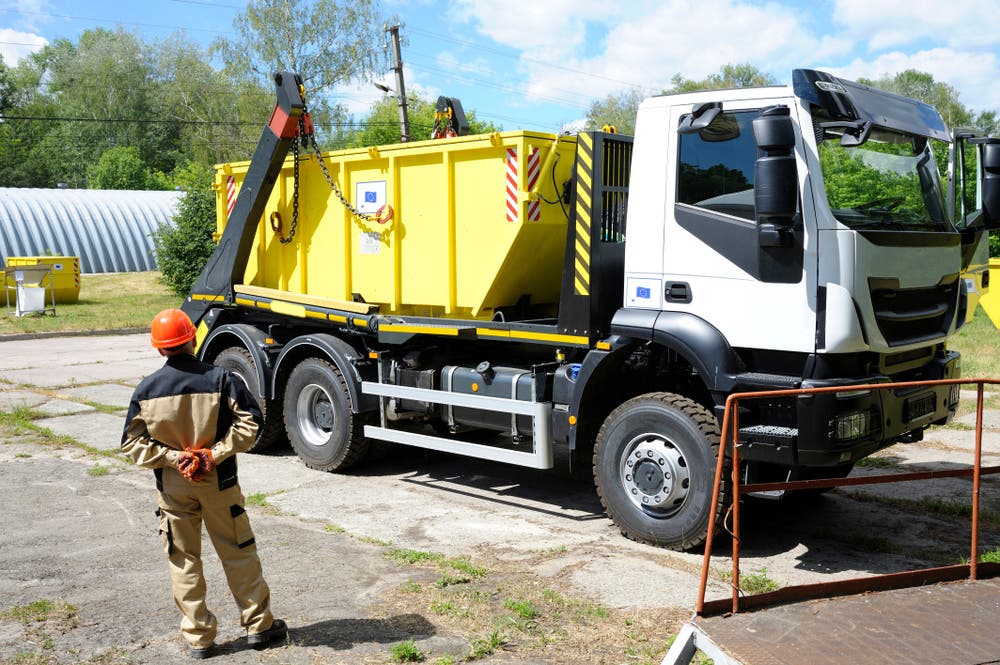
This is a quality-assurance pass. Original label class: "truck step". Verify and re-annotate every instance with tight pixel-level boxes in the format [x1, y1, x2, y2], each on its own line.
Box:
[739, 424, 798, 445]
[735, 372, 801, 389]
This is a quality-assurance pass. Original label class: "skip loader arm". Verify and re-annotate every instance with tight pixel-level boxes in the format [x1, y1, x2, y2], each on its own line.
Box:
[181, 71, 307, 326]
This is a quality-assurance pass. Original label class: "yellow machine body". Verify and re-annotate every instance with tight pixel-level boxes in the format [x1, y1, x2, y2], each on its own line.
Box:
[3, 256, 81, 303]
[215, 131, 577, 319]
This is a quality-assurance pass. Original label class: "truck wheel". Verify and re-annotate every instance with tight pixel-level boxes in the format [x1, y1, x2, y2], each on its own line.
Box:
[594, 392, 729, 550]
[214, 347, 284, 452]
[283, 357, 368, 471]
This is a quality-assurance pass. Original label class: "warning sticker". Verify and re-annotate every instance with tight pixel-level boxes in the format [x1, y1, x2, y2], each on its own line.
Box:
[360, 231, 381, 255]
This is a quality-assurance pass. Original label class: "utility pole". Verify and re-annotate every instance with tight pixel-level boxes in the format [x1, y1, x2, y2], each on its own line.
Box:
[386, 24, 410, 142]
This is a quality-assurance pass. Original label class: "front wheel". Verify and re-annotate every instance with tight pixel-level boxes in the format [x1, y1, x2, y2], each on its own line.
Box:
[283, 357, 369, 471]
[594, 392, 730, 550]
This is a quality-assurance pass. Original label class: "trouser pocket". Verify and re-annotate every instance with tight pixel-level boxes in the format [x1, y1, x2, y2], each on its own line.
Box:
[157, 508, 173, 556]
[230, 505, 256, 549]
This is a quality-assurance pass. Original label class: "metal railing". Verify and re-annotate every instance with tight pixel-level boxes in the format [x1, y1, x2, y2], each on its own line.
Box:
[696, 378, 1000, 617]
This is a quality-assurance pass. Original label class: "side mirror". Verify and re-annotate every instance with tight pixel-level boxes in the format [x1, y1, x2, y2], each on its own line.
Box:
[678, 102, 722, 135]
[982, 139, 1000, 230]
[753, 106, 798, 235]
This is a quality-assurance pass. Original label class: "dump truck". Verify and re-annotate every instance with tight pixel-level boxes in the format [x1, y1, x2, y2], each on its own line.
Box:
[181, 71, 1000, 550]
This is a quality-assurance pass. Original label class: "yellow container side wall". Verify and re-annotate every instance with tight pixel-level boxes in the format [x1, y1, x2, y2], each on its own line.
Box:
[216, 131, 577, 319]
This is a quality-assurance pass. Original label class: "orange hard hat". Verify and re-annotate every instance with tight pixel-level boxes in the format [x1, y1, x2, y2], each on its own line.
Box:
[150, 308, 196, 349]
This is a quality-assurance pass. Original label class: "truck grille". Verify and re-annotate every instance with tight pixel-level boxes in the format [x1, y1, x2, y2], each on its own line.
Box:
[868, 277, 958, 347]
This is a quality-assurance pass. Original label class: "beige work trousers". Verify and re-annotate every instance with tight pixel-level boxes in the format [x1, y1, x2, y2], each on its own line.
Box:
[156, 468, 273, 648]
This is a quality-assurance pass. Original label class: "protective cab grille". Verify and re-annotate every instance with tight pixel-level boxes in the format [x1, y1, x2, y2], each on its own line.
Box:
[868, 276, 958, 347]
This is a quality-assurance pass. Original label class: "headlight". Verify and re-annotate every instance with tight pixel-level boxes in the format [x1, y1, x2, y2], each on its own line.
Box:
[833, 410, 871, 441]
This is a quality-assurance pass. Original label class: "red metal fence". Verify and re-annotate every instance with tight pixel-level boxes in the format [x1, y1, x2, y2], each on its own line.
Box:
[697, 378, 1000, 617]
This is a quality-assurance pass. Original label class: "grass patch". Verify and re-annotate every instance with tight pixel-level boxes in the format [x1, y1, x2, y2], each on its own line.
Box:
[15, 452, 32, 458]
[950, 310, 1000, 379]
[719, 568, 780, 595]
[385, 548, 488, 590]
[980, 546, 1000, 563]
[323, 524, 346, 534]
[503, 597, 538, 620]
[245, 492, 269, 507]
[0, 272, 178, 337]
[390, 638, 425, 663]
[86, 464, 110, 477]
[850, 491, 1000, 527]
[855, 455, 896, 468]
[2, 600, 79, 628]
[468, 629, 504, 660]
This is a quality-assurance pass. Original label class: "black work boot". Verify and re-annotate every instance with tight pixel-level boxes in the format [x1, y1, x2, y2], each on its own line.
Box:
[247, 619, 287, 650]
[188, 643, 217, 659]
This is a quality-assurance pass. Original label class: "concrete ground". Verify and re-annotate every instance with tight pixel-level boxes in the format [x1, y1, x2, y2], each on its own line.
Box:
[1, 333, 998, 664]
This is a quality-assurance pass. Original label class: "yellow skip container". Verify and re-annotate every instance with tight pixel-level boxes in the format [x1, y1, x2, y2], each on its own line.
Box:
[215, 131, 577, 319]
[3, 256, 81, 304]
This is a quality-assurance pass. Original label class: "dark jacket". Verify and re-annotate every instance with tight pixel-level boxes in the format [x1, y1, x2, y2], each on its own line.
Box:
[122, 353, 263, 489]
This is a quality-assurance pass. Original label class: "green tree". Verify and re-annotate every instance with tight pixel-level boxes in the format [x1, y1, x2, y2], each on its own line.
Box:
[350, 93, 498, 147]
[0, 54, 12, 112]
[586, 63, 776, 134]
[586, 88, 645, 136]
[669, 63, 777, 93]
[152, 163, 217, 296]
[88, 146, 166, 190]
[213, 0, 389, 97]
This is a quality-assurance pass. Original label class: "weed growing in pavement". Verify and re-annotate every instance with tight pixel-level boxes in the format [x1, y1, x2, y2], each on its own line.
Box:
[323, 524, 345, 533]
[719, 568, 780, 594]
[432, 656, 456, 665]
[503, 597, 538, 620]
[86, 464, 109, 476]
[390, 639, 425, 662]
[468, 629, 504, 660]
[3, 600, 79, 628]
[387, 549, 445, 565]
[15, 452, 31, 458]
[430, 600, 457, 616]
[245, 492, 269, 507]
[400, 580, 423, 593]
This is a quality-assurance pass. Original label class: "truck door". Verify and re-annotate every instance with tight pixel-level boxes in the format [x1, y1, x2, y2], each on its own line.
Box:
[662, 98, 817, 354]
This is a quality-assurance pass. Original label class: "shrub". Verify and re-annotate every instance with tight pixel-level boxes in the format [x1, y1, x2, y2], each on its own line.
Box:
[153, 163, 217, 296]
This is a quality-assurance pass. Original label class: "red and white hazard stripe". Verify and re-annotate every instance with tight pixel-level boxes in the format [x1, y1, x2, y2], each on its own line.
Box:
[226, 175, 237, 218]
[526, 147, 540, 221]
[505, 147, 518, 222]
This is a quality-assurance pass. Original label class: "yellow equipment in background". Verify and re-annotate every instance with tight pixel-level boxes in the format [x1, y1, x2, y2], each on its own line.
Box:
[979, 258, 1000, 328]
[3, 256, 80, 304]
[215, 131, 577, 320]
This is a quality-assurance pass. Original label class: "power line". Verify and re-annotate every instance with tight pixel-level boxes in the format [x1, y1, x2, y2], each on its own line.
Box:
[166, 0, 241, 9]
[0, 113, 426, 129]
[0, 8, 231, 36]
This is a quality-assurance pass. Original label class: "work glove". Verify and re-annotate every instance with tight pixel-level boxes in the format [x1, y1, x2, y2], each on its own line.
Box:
[189, 448, 216, 482]
[177, 450, 201, 481]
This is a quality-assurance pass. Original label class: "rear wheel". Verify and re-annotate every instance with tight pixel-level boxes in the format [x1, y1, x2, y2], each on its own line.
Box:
[283, 357, 369, 471]
[594, 392, 729, 550]
[213, 347, 284, 452]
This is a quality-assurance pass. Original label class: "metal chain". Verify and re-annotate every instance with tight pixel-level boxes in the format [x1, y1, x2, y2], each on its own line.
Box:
[278, 130, 301, 244]
[300, 114, 380, 224]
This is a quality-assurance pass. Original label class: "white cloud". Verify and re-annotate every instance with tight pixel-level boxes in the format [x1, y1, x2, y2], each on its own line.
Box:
[833, 0, 1000, 51]
[0, 29, 48, 65]
[826, 48, 1000, 111]
[505, 0, 849, 109]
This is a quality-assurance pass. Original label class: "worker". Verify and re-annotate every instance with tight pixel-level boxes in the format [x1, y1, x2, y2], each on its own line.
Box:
[121, 308, 287, 659]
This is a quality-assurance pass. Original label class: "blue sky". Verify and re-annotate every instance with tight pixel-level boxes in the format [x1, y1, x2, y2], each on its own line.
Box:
[2, 0, 999, 134]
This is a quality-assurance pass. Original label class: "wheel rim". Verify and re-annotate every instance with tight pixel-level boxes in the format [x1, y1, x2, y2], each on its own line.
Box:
[296, 383, 336, 447]
[618, 433, 691, 517]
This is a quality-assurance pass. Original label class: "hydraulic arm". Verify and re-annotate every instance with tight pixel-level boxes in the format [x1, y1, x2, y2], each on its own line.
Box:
[182, 71, 306, 326]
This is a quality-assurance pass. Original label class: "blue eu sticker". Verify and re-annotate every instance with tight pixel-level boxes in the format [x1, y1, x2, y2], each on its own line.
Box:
[636, 286, 651, 299]
[364, 191, 377, 203]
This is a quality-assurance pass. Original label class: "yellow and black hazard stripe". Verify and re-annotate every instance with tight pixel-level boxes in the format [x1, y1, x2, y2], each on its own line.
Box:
[574, 132, 594, 297]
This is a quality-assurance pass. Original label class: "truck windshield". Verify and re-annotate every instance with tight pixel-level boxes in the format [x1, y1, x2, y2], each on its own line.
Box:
[813, 110, 949, 231]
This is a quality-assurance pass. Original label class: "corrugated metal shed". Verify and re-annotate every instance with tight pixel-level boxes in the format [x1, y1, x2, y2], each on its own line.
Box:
[0, 188, 181, 273]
